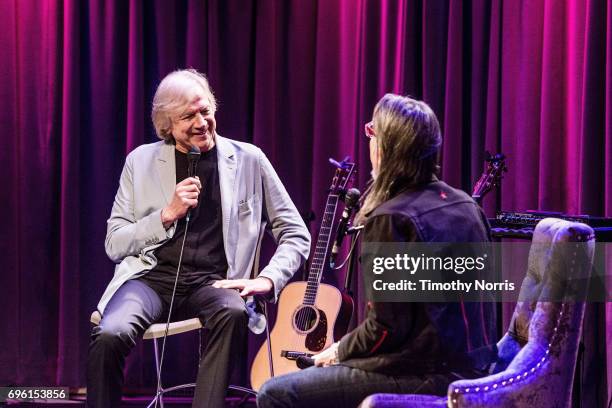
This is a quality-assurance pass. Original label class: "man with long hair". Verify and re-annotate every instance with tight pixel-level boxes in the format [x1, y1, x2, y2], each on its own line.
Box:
[257, 94, 496, 407]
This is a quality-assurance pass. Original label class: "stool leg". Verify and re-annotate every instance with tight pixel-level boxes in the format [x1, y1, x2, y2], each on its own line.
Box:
[153, 338, 165, 408]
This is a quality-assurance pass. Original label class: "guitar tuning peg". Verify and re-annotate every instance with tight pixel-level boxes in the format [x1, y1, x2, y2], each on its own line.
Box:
[328, 158, 342, 168]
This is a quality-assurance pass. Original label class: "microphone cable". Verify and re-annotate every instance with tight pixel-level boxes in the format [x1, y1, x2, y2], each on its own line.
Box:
[330, 227, 362, 271]
[154, 145, 201, 407]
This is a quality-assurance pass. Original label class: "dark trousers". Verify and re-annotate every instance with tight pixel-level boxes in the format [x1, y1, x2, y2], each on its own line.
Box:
[256, 365, 460, 408]
[86, 279, 248, 408]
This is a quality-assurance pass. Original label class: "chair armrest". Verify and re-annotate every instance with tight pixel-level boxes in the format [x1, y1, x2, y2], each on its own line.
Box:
[447, 362, 544, 408]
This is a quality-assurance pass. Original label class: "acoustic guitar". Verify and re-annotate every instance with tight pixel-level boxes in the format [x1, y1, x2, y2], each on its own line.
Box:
[250, 160, 356, 390]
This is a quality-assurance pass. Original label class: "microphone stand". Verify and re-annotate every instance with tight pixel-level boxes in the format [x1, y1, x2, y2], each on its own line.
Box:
[343, 227, 363, 295]
[330, 222, 363, 295]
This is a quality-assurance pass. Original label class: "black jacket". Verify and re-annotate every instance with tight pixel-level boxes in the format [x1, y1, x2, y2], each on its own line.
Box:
[337, 180, 497, 375]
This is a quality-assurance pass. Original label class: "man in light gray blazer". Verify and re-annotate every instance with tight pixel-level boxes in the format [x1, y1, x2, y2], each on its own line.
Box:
[87, 69, 311, 408]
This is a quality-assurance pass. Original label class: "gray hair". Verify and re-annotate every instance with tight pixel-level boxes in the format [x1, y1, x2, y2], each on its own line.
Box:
[151, 69, 217, 141]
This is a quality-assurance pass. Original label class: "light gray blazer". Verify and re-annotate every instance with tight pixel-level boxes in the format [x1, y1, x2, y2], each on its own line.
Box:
[97, 135, 311, 314]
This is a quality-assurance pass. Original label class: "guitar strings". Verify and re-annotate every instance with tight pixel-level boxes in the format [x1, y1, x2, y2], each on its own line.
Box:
[299, 196, 333, 333]
[296, 193, 337, 345]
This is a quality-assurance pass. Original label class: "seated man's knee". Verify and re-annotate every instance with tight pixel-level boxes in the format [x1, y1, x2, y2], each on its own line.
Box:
[257, 381, 275, 408]
[214, 301, 248, 325]
[224, 303, 248, 325]
[257, 379, 287, 408]
[92, 320, 138, 351]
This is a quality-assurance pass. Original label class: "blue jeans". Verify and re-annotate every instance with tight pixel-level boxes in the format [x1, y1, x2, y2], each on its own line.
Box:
[257, 365, 458, 408]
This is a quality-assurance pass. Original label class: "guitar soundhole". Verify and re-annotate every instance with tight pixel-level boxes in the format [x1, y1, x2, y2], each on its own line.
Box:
[293, 306, 319, 334]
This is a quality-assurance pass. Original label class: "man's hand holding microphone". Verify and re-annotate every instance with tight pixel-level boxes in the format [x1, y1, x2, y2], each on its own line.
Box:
[161, 177, 202, 229]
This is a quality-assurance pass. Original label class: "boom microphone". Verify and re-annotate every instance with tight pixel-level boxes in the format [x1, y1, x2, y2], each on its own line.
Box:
[329, 188, 361, 268]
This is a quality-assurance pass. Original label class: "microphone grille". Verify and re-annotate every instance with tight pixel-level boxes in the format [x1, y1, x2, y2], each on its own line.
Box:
[187, 145, 201, 178]
[345, 188, 361, 208]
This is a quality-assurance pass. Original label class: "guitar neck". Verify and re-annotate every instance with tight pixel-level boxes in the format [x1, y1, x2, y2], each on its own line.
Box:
[472, 173, 490, 203]
[472, 154, 506, 205]
[303, 193, 340, 306]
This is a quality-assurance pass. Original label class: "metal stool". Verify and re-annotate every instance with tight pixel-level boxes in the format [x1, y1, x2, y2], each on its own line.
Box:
[90, 311, 257, 407]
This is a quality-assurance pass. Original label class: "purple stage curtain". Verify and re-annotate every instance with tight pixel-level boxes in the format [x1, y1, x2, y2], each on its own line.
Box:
[0, 0, 610, 405]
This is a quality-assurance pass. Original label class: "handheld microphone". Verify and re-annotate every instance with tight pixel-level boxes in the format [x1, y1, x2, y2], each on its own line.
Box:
[296, 355, 315, 369]
[187, 145, 201, 176]
[329, 188, 361, 268]
[186, 145, 201, 222]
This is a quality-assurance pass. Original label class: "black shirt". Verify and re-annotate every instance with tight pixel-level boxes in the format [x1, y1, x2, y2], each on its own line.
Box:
[140, 146, 228, 296]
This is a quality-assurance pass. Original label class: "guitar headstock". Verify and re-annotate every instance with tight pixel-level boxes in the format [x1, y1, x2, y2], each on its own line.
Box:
[328, 156, 356, 194]
[472, 152, 507, 204]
